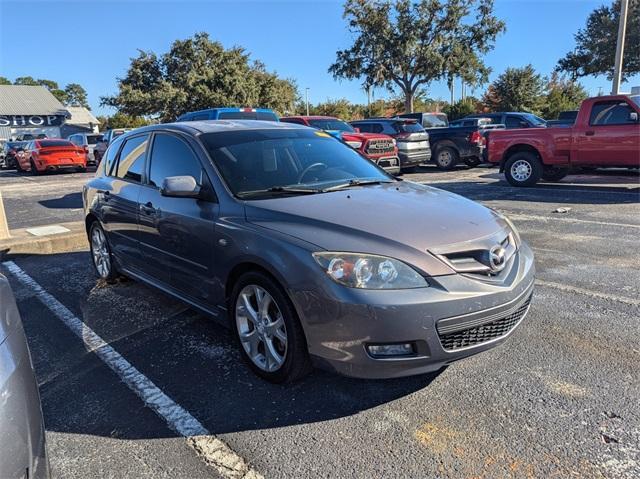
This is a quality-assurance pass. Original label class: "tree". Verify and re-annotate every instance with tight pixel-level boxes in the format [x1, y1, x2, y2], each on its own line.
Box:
[482, 65, 546, 114]
[443, 98, 480, 120]
[64, 83, 90, 108]
[13, 76, 40, 86]
[329, 0, 505, 113]
[103, 33, 298, 121]
[101, 112, 151, 129]
[541, 73, 588, 119]
[0, 77, 11, 85]
[557, 0, 640, 81]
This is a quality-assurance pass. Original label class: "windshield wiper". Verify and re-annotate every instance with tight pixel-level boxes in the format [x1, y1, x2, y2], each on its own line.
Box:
[237, 186, 323, 198]
[323, 179, 394, 192]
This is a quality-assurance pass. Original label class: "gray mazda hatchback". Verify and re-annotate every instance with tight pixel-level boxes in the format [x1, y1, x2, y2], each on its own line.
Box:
[83, 120, 534, 383]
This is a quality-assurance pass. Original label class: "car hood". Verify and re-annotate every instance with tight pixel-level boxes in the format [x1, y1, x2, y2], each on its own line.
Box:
[244, 181, 509, 276]
[326, 131, 392, 142]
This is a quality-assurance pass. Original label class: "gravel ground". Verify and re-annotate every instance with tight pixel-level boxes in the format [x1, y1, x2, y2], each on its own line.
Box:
[2, 165, 639, 479]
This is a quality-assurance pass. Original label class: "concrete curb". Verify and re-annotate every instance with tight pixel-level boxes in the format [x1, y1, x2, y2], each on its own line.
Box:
[0, 221, 87, 258]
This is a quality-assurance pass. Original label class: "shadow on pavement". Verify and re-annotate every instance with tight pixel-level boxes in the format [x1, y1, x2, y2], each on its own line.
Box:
[38, 192, 83, 209]
[8, 251, 441, 441]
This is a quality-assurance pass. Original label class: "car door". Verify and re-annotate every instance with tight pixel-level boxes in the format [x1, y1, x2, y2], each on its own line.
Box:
[574, 99, 640, 166]
[137, 131, 218, 303]
[100, 134, 149, 269]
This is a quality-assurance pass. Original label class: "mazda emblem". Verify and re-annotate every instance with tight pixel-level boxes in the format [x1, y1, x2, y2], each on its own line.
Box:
[489, 245, 507, 272]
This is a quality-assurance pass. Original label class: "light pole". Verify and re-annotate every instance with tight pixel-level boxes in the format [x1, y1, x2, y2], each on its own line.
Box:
[611, 0, 629, 94]
[305, 88, 310, 116]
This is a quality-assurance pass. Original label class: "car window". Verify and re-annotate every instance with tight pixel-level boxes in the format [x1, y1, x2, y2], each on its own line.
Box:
[202, 129, 390, 198]
[307, 119, 354, 132]
[371, 123, 384, 134]
[87, 135, 102, 145]
[114, 135, 149, 183]
[590, 101, 635, 126]
[148, 133, 204, 188]
[352, 123, 370, 133]
[505, 116, 523, 128]
[393, 121, 423, 133]
[190, 114, 209, 121]
[102, 139, 121, 176]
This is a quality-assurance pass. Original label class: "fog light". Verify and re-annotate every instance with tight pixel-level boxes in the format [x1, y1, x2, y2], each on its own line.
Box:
[367, 343, 414, 357]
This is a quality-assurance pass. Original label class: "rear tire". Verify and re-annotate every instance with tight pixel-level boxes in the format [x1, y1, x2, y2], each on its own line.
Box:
[542, 166, 569, 182]
[89, 221, 119, 283]
[230, 271, 312, 383]
[30, 160, 41, 176]
[434, 146, 459, 170]
[504, 152, 543, 187]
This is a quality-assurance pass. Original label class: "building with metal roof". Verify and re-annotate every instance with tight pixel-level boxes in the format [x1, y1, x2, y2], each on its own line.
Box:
[0, 85, 70, 140]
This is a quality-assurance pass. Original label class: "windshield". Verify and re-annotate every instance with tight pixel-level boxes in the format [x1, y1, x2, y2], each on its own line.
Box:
[523, 113, 546, 126]
[423, 114, 448, 128]
[308, 119, 354, 132]
[201, 129, 392, 198]
[394, 121, 424, 133]
[218, 111, 279, 121]
[631, 96, 640, 107]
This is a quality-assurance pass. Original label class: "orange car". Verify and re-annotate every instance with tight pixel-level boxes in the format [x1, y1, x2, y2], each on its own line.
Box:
[18, 139, 87, 174]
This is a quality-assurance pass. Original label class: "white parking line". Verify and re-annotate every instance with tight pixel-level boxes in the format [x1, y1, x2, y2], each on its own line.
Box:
[2, 261, 262, 479]
[535, 279, 640, 306]
[502, 212, 640, 230]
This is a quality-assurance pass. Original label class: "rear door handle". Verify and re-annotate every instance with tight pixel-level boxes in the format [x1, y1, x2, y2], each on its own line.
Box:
[139, 201, 156, 215]
[585, 130, 595, 136]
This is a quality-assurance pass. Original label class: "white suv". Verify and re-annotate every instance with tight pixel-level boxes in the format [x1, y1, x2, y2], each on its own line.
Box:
[67, 133, 103, 165]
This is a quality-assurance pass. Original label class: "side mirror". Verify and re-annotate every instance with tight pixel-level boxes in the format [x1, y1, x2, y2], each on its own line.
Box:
[160, 175, 201, 198]
[630, 111, 639, 123]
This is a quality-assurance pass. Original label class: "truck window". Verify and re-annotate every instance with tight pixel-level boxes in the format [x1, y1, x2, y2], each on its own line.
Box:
[505, 116, 523, 128]
[590, 101, 635, 126]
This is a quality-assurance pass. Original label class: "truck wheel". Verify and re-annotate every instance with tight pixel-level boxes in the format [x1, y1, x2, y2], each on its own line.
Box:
[542, 166, 569, 182]
[435, 146, 459, 170]
[504, 152, 542, 187]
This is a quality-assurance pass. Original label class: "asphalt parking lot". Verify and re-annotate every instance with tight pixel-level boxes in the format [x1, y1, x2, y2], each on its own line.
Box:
[1, 166, 639, 478]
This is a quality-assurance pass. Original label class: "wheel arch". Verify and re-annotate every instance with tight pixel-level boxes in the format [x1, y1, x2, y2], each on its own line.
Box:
[500, 144, 541, 172]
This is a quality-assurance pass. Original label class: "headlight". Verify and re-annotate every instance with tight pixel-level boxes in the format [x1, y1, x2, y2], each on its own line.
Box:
[391, 138, 397, 146]
[346, 140, 363, 149]
[313, 252, 428, 289]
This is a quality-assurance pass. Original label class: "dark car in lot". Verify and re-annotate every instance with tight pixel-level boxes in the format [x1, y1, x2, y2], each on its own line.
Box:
[177, 107, 279, 122]
[0, 274, 50, 479]
[349, 118, 430, 171]
[465, 112, 547, 129]
[2, 141, 28, 169]
[83, 120, 534, 383]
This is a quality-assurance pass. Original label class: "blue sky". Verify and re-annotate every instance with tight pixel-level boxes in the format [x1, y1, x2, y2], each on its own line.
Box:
[1, 0, 638, 116]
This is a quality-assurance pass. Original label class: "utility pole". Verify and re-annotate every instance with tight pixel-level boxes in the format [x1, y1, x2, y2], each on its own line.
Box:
[305, 88, 310, 116]
[611, 0, 629, 94]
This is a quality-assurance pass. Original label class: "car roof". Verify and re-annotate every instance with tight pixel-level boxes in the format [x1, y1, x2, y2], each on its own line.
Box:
[117, 120, 308, 138]
[282, 115, 339, 120]
[185, 107, 275, 114]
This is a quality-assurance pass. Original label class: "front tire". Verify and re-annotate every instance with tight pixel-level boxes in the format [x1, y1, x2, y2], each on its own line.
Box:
[230, 271, 312, 383]
[89, 222, 119, 283]
[434, 146, 459, 170]
[30, 160, 41, 175]
[504, 152, 542, 187]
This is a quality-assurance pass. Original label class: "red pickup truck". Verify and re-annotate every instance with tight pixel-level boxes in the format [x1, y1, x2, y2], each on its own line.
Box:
[487, 94, 640, 186]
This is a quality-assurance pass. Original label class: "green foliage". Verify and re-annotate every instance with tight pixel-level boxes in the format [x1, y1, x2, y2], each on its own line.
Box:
[329, 0, 504, 112]
[482, 65, 546, 114]
[103, 33, 299, 121]
[98, 112, 152, 130]
[13, 76, 40, 86]
[557, 0, 640, 81]
[50, 89, 68, 104]
[64, 83, 90, 109]
[541, 73, 588, 119]
[0, 77, 11, 85]
[443, 98, 480, 120]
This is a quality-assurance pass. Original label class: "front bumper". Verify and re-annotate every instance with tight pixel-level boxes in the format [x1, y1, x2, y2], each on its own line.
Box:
[292, 242, 535, 379]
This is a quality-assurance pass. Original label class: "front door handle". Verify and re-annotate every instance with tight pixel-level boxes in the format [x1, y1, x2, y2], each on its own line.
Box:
[139, 201, 156, 215]
[585, 130, 595, 136]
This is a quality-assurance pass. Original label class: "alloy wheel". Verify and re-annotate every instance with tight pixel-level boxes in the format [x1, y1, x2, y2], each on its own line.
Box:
[510, 159, 532, 182]
[91, 226, 111, 278]
[235, 285, 288, 372]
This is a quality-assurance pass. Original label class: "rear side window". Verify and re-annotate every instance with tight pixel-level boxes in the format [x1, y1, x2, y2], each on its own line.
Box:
[218, 111, 278, 121]
[87, 135, 102, 145]
[148, 133, 204, 188]
[590, 101, 635, 126]
[393, 122, 423, 133]
[114, 135, 149, 183]
[505, 116, 523, 128]
[351, 123, 370, 133]
[102, 140, 121, 176]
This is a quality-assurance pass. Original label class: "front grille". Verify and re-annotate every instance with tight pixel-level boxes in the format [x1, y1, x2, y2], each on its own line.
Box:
[365, 139, 395, 155]
[438, 294, 532, 351]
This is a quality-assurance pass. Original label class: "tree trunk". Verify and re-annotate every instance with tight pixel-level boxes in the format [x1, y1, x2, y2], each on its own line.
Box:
[404, 91, 413, 113]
